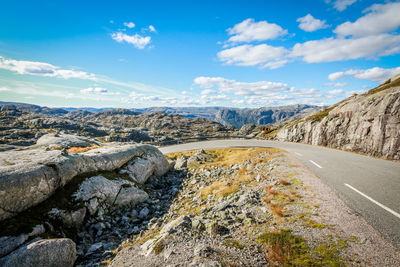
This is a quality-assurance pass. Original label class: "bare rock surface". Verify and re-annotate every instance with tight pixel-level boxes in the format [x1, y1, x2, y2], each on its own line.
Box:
[276, 75, 400, 160]
[0, 144, 169, 221]
[109, 148, 400, 267]
[0, 238, 76, 267]
[73, 175, 149, 215]
[36, 133, 102, 148]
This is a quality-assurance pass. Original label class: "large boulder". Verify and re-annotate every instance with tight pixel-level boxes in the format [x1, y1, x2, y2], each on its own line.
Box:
[0, 144, 170, 221]
[0, 225, 45, 258]
[73, 175, 148, 215]
[36, 133, 101, 148]
[0, 238, 76, 267]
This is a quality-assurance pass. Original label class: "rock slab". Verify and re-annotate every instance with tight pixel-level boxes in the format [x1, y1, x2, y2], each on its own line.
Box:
[0, 144, 169, 221]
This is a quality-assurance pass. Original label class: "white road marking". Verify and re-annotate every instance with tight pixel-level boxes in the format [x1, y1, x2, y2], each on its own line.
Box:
[309, 160, 322, 168]
[294, 152, 302, 156]
[345, 183, 400, 220]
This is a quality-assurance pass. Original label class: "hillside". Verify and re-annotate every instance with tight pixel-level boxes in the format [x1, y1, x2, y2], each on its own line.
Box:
[0, 105, 235, 151]
[275, 74, 400, 160]
[214, 104, 323, 129]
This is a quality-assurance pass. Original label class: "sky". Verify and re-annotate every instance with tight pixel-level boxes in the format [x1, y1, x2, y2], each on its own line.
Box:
[0, 0, 399, 108]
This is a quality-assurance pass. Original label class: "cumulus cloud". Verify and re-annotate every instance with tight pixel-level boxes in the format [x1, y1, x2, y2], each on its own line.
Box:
[334, 2, 400, 37]
[329, 67, 400, 82]
[333, 0, 358, 11]
[0, 56, 96, 80]
[217, 44, 288, 68]
[327, 89, 345, 95]
[194, 76, 292, 97]
[227, 18, 287, 43]
[297, 14, 329, 32]
[290, 34, 400, 63]
[123, 22, 136, 28]
[217, 3, 400, 70]
[201, 89, 216, 95]
[80, 87, 108, 94]
[111, 32, 151, 49]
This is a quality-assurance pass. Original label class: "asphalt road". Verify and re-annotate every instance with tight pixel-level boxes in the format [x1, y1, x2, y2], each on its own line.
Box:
[159, 139, 400, 249]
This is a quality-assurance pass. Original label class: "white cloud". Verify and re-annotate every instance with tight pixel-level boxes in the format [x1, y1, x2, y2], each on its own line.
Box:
[0, 56, 96, 80]
[201, 89, 216, 95]
[328, 72, 346, 81]
[329, 67, 400, 82]
[217, 5, 400, 70]
[0, 86, 11, 92]
[80, 87, 108, 94]
[227, 18, 287, 43]
[111, 32, 151, 49]
[232, 99, 244, 105]
[297, 14, 329, 32]
[327, 89, 344, 95]
[334, 2, 400, 37]
[217, 44, 288, 68]
[148, 25, 157, 33]
[290, 34, 400, 63]
[325, 82, 348, 87]
[123, 22, 135, 28]
[194, 76, 292, 97]
[333, 0, 358, 11]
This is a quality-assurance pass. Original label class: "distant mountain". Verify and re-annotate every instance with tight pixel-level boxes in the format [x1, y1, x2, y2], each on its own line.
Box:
[275, 73, 400, 160]
[61, 107, 116, 113]
[131, 107, 225, 120]
[0, 101, 68, 116]
[214, 104, 324, 128]
[1, 101, 323, 129]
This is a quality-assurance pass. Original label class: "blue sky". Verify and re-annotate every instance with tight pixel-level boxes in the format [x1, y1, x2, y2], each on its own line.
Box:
[0, 0, 399, 108]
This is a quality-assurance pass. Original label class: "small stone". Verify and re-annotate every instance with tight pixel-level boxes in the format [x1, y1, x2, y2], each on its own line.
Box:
[194, 244, 215, 257]
[94, 222, 105, 232]
[130, 226, 140, 235]
[208, 222, 229, 236]
[86, 242, 103, 256]
[192, 219, 206, 232]
[139, 207, 150, 219]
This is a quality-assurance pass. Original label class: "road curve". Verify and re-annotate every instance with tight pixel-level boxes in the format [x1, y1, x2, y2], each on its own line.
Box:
[159, 139, 400, 249]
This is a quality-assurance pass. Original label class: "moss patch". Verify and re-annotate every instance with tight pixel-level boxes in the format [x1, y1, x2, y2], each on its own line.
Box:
[257, 230, 345, 266]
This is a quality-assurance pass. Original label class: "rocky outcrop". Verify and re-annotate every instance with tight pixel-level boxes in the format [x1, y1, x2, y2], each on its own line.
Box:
[73, 175, 149, 215]
[0, 144, 170, 221]
[0, 238, 76, 267]
[36, 133, 102, 148]
[276, 75, 400, 160]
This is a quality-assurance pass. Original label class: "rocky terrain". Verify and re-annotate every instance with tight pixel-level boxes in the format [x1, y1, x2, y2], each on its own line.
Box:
[274, 74, 400, 160]
[0, 140, 170, 266]
[109, 148, 400, 266]
[0, 105, 236, 151]
[1, 137, 399, 266]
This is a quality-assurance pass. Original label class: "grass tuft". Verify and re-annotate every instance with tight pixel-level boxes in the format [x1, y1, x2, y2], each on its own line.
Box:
[67, 146, 100, 153]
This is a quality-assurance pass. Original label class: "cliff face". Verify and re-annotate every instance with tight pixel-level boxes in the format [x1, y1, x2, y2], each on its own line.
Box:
[276, 74, 400, 160]
[214, 104, 323, 128]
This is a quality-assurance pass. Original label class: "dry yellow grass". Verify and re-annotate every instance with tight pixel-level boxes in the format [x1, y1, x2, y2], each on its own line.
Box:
[265, 185, 279, 196]
[66, 146, 100, 153]
[199, 181, 239, 200]
[168, 148, 285, 201]
[270, 203, 285, 218]
[279, 179, 290, 186]
[264, 195, 273, 204]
